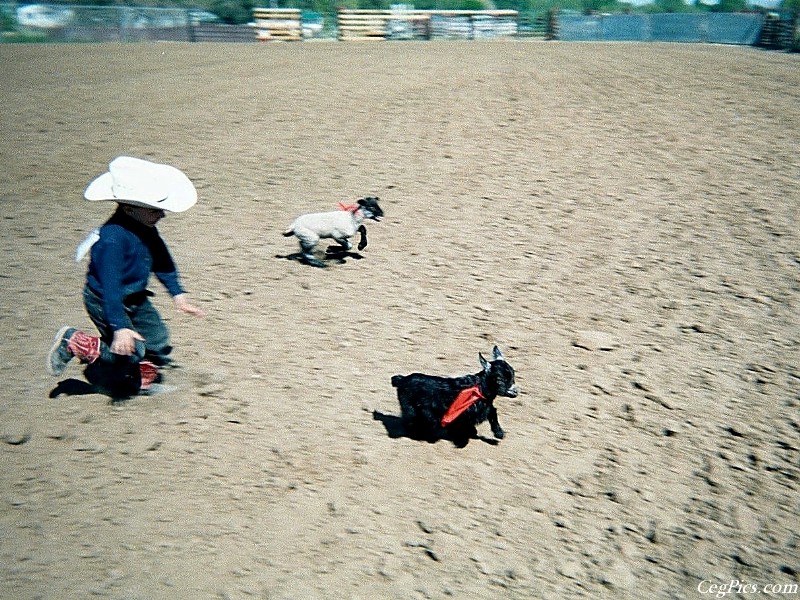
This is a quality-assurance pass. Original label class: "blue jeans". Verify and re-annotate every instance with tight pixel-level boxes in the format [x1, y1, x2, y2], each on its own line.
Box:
[82, 286, 172, 395]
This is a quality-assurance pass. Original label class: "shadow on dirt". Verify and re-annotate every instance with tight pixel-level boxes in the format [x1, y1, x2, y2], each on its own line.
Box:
[275, 249, 365, 267]
[372, 410, 500, 448]
[48, 377, 137, 404]
[48, 362, 163, 403]
[48, 378, 99, 398]
[49, 376, 174, 403]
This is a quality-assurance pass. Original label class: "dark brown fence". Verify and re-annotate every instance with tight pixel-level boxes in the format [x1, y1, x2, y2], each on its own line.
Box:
[190, 23, 257, 43]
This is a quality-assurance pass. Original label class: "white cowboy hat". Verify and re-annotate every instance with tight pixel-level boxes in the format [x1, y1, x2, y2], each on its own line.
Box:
[84, 156, 197, 213]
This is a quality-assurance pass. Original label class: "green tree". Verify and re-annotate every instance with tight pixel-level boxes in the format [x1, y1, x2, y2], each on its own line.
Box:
[649, 0, 689, 12]
[210, 0, 254, 23]
[781, 0, 800, 12]
[712, 0, 748, 11]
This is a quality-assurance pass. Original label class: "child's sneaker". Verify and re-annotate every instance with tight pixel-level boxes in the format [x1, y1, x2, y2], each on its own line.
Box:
[47, 326, 77, 376]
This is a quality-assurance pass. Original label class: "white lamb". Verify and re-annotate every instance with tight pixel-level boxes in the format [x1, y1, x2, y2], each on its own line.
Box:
[283, 197, 384, 268]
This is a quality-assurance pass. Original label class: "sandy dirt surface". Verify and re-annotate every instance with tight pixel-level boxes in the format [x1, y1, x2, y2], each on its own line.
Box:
[0, 41, 798, 599]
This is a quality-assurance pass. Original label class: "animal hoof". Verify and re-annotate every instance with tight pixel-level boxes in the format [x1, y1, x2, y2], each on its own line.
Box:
[494, 430, 505, 440]
[304, 258, 326, 268]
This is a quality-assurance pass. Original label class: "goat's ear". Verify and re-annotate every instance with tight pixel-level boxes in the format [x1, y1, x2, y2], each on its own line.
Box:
[492, 346, 504, 361]
[479, 352, 490, 372]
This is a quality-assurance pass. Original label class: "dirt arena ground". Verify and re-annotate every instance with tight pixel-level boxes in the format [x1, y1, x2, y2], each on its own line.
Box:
[0, 40, 798, 599]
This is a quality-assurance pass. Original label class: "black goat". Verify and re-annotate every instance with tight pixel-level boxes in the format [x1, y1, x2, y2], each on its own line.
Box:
[390, 346, 518, 446]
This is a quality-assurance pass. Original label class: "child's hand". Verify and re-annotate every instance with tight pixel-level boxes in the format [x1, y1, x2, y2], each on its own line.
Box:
[174, 293, 206, 317]
[111, 328, 145, 355]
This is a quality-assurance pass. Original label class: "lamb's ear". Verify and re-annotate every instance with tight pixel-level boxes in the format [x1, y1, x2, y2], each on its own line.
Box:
[479, 352, 490, 372]
[492, 346, 504, 361]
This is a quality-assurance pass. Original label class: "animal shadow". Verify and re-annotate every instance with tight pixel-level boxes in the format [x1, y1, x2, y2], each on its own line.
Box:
[324, 247, 365, 261]
[371, 410, 499, 448]
[49, 363, 144, 403]
[372, 410, 408, 439]
[48, 378, 131, 404]
[275, 249, 364, 266]
[49, 378, 98, 398]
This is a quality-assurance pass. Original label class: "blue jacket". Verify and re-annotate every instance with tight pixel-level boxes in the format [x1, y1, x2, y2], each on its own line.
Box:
[86, 208, 185, 331]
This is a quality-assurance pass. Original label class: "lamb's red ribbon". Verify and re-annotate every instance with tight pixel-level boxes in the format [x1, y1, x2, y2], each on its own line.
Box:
[66, 330, 101, 364]
[441, 384, 484, 426]
[337, 202, 359, 213]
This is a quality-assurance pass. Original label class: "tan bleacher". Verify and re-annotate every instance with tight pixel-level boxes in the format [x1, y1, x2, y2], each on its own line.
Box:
[337, 9, 518, 41]
[252, 8, 302, 41]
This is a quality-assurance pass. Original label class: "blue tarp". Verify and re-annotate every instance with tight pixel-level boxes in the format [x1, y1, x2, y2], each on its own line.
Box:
[602, 15, 648, 41]
[706, 13, 763, 44]
[559, 14, 602, 40]
[558, 13, 765, 44]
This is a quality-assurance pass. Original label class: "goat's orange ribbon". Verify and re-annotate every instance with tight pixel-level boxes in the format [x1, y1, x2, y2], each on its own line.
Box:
[441, 385, 484, 427]
[337, 202, 359, 213]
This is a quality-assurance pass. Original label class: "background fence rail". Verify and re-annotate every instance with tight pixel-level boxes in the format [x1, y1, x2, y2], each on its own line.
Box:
[1, 2, 795, 49]
[190, 23, 255, 42]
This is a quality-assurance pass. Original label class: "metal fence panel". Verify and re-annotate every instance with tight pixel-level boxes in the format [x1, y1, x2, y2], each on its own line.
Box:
[428, 14, 517, 39]
[66, 6, 191, 42]
[5, 4, 208, 42]
[650, 13, 703, 42]
[430, 15, 474, 39]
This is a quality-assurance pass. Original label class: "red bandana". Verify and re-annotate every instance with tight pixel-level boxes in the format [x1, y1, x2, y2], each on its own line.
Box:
[337, 202, 360, 213]
[441, 385, 484, 427]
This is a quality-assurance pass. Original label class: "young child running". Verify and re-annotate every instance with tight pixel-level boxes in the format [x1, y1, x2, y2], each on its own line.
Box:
[47, 156, 205, 397]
